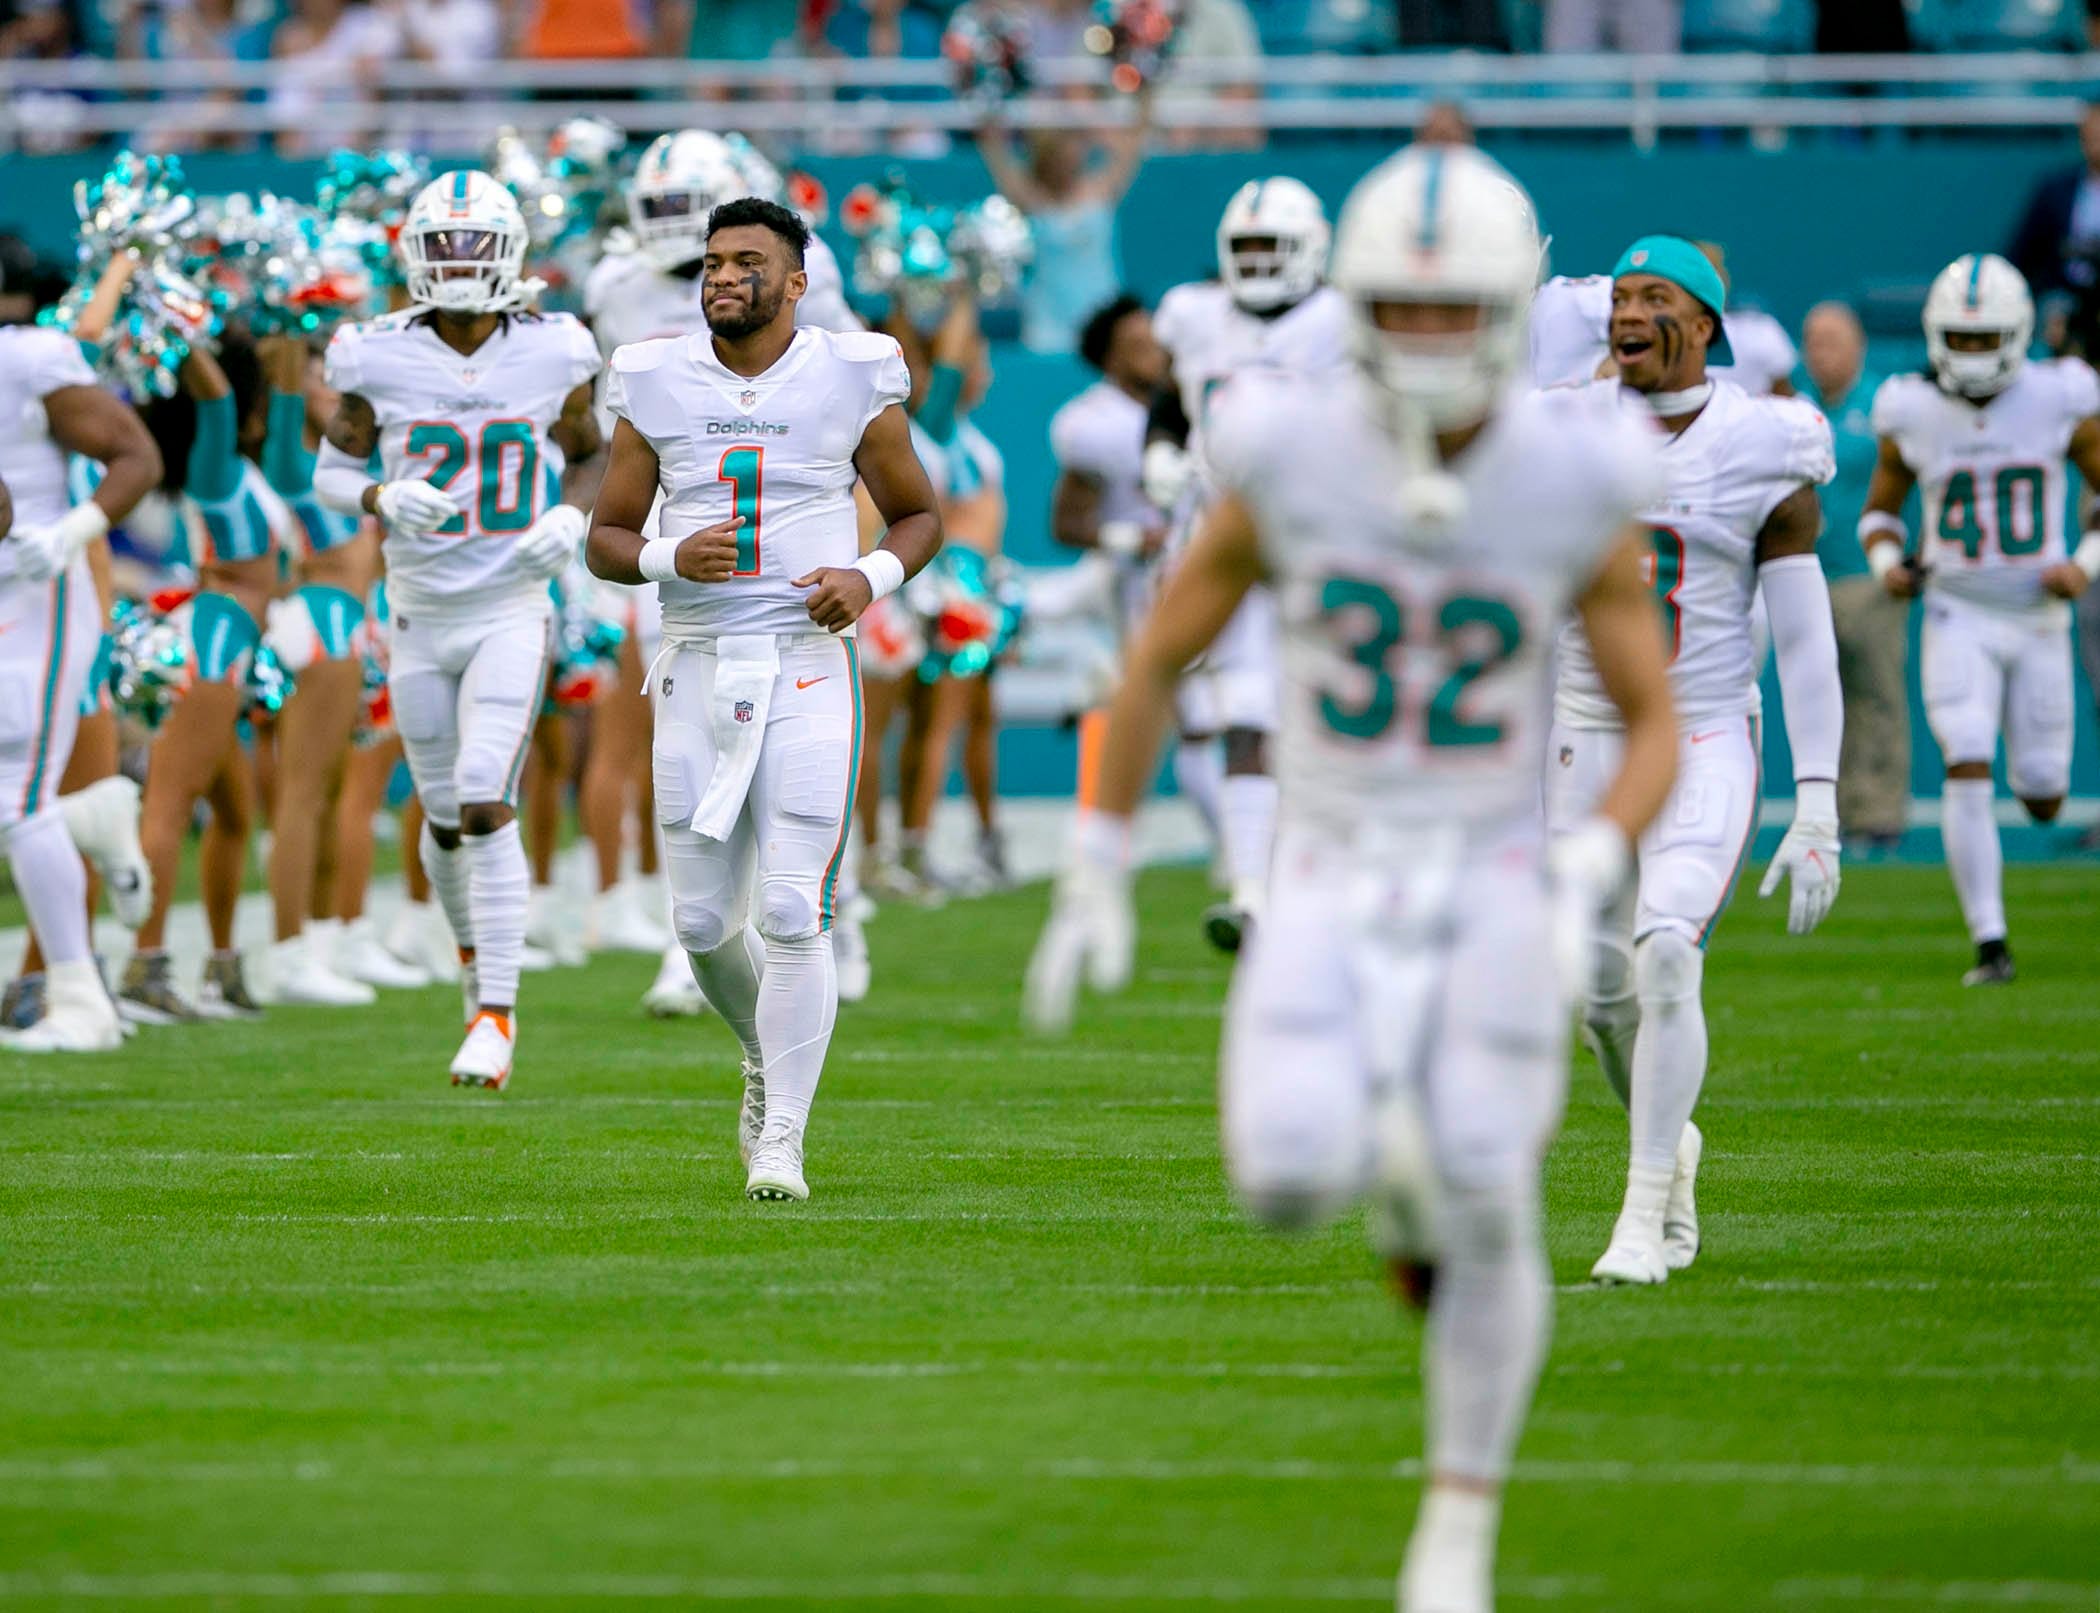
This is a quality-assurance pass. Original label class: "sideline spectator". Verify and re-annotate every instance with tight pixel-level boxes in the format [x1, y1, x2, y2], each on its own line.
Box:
[2007, 101, 2100, 358]
[1539, 0, 1682, 52]
[1415, 99, 1474, 145]
[977, 101, 1148, 354]
[268, 0, 399, 154]
[1798, 301, 1907, 852]
[513, 0, 652, 60]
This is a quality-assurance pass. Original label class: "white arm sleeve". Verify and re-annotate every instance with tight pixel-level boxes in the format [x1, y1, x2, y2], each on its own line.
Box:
[1759, 552, 1843, 783]
[313, 439, 375, 516]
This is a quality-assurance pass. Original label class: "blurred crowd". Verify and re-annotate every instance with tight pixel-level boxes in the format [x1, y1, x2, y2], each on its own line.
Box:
[5, 0, 2091, 75]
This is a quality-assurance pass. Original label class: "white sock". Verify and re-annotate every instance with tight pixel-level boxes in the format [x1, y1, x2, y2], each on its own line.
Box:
[1218, 771, 1277, 901]
[691, 924, 766, 1066]
[419, 822, 475, 957]
[755, 932, 836, 1138]
[1942, 778, 2006, 944]
[1424, 1177, 1549, 1483]
[1174, 739, 1223, 841]
[7, 808, 91, 967]
[1581, 929, 1639, 1110]
[464, 821, 529, 1010]
[1629, 930, 1706, 1176]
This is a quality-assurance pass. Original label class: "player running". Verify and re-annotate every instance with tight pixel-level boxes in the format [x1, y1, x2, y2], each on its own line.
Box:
[0, 322, 161, 1051]
[1550, 236, 1842, 1286]
[587, 197, 940, 1203]
[316, 169, 604, 1091]
[1861, 253, 2100, 985]
[1144, 177, 1347, 953]
[1027, 147, 1679, 1613]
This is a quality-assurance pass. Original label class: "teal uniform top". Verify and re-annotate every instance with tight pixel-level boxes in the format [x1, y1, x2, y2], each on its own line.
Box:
[1800, 367, 1884, 582]
[263, 389, 359, 555]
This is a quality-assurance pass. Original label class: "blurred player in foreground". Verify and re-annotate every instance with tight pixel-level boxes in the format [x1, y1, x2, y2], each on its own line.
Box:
[1862, 253, 2100, 985]
[1551, 236, 1841, 1287]
[1027, 147, 1678, 1613]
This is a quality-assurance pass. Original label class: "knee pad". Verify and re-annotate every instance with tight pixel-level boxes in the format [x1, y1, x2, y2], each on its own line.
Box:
[1224, 1088, 1367, 1232]
[1634, 928, 1703, 1007]
[1585, 927, 1635, 1012]
[756, 876, 821, 945]
[672, 897, 737, 956]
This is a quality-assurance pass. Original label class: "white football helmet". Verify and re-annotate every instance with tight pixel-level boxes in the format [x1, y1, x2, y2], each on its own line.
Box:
[398, 170, 530, 314]
[1330, 144, 1544, 430]
[1925, 253, 2033, 400]
[1217, 176, 1329, 313]
[626, 130, 748, 270]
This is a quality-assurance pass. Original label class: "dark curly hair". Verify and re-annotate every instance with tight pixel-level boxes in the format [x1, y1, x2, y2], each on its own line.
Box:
[706, 197, 811, 267]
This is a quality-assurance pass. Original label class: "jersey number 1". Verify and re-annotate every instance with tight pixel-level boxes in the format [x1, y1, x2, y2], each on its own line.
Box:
[717, 445, 763, 575]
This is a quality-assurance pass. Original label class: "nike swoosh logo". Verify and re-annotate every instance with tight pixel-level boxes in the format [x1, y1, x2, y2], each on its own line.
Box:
[1689, 731, 1726, 745]
[795, 677, 828, 690]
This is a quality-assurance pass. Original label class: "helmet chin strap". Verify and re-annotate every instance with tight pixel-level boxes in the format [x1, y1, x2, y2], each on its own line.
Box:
[1377, 389, 1468, 541]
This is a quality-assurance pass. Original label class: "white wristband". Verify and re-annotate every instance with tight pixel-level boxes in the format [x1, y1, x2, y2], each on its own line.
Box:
[2074, 532, 2100, 582]
[1795, 779, 1838, 823]
[1098, 520, 1144, 559]
[851, 548, 907, 602]
[1866, 541, 1902, 582]
[58, 501, 111, 550]
[638, 536, 680, 583]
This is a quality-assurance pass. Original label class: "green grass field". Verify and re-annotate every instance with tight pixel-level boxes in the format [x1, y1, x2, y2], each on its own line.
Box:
[2, 864, 2097, 1611]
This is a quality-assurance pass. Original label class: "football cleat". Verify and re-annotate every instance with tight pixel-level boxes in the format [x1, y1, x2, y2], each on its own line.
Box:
[1, 961, 122, 1053]
[1662, 1121, 1703, 1272]
[518, 941, 556, 974]
[745, 1127, 808, 1202]
[1591, 1217, 1669, 1287]
[449, 1010, 515, 1091]
[834, 908, 871, 1005]
[738, 1058, 766, 1166]
[527, 887, 587, 967]
[1397, 1489, 1496, 1613]
[260, 934, 377, 1007]
[1, 973, 45, 1031]
[334, 918, 431, 990]
[117, 951, 200, 1026]
[1962, 938, 2016, 987]
[59, 775, 153, 929]
[641, 944, 708, 1019]
[1201, 902, 1251, 955]
[196, 952, 263, 1021]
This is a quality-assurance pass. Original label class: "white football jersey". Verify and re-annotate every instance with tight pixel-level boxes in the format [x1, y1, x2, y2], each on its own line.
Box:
[1154, 281, 1350, 498]
[1204, 372, 1664, 829]
[1528, 274, 1798, 394]
[1873, 358, 2100, 618]
[1556, 378, 1835, 729]
[325, 310, 600, 617]
[0, 326, 97, 583]
[1050, 380, 1155, 532]
[605, 324, 910, 640]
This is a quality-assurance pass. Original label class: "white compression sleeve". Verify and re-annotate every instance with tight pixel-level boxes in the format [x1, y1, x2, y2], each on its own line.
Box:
[1759, 553, 1843, 783]
[313, 440, 376, 516]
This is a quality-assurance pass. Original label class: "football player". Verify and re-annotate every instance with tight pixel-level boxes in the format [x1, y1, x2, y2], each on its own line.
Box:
[1028, 147, 1678, 1613]
[316, 169, 604, 1090]
[1861, 254, 2100, 985]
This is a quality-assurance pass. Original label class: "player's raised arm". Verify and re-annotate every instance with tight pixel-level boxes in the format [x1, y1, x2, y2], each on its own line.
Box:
[2043, 413, 2100, 599]
[1024, 493, 1262, 1033]
[583, 418, 742, 587]
[1860, 435, 1924, 599]
[1755, 482, 1845, 935]
[791, 400, 942, 635]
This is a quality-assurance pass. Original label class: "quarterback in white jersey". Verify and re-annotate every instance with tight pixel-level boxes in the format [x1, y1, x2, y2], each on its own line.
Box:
[316, 169, 604, 1092]
[589, 197, 940, 1204]
[1146, 176, 1349, 952]
[0, 326, 160, 1052]
[1860, 253, 2100, 986]
[1031, 147, 1678, 1613]
[1548, 235, 1842, 1288]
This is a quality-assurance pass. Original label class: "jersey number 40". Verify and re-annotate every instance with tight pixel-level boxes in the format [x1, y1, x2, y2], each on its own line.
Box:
[405, 421, 543, 538]
[1938, 465, 2046, 561]
[1316, 576, 1523, 749]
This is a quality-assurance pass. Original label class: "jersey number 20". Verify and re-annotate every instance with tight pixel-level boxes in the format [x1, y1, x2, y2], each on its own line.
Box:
[404, 421, 539, 538]
[1317, 576, 1523, 748]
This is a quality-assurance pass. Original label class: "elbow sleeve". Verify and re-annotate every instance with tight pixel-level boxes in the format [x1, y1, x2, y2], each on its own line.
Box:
[1759, 554, 1843, 783]
[186, 393, 241, 503]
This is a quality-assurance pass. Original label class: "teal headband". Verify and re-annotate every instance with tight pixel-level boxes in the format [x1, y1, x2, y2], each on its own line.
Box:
[1613, 235, 1734, 365]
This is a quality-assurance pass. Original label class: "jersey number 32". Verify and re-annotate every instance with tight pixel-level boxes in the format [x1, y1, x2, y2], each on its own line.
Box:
[1316, 576, 1524, 749]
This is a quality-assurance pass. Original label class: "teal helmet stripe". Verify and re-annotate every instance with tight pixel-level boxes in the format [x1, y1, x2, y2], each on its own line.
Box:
[453, 171, 469, 205]
[1965, 254, 1984, 310]
[1418, 149, 1445, 251]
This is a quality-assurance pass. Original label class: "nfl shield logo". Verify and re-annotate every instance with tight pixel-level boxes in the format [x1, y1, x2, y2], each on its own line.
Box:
[733, 699, 755, 724]
[738, 389, 759, 412]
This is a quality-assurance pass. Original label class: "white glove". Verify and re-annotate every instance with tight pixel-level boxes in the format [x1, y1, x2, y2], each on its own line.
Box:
[1759, 780, 1841, 935]
[262, 595, 322, 674]
[1140, 440, 1192, 513]
[10, 503, 109, 583]
[514, 504, 587, 582]
[1023, 811, 1136, 1034]
[375, 479, 459, 536]
[1545, 816, 1631, 1008]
